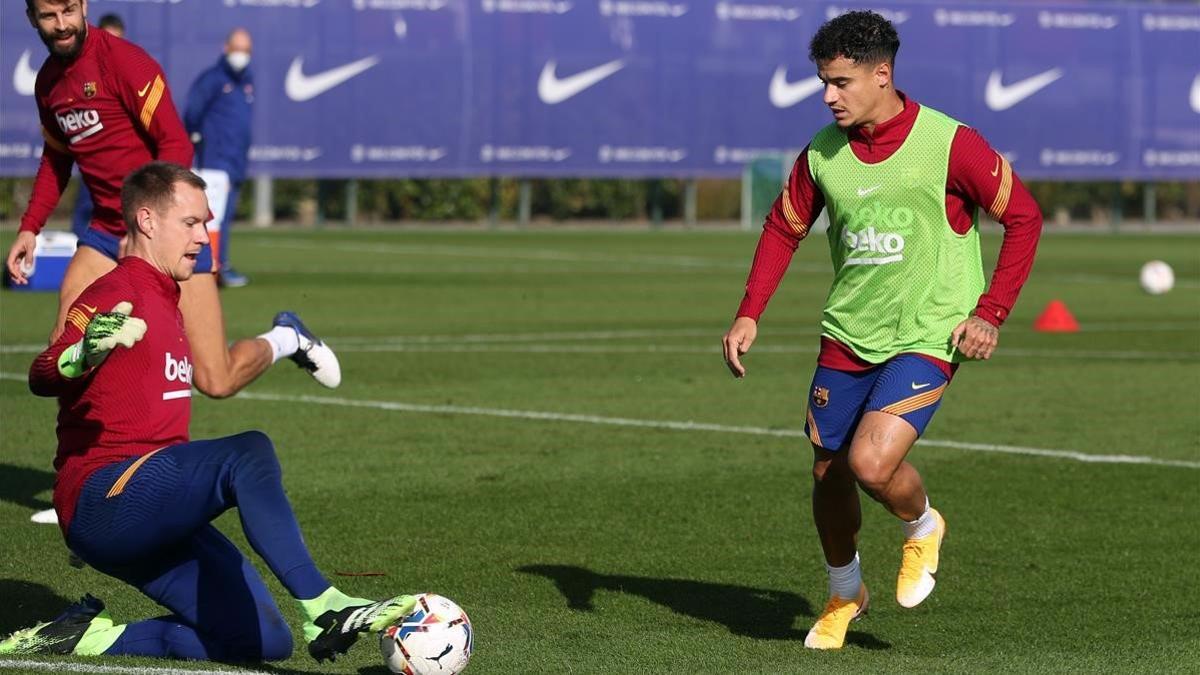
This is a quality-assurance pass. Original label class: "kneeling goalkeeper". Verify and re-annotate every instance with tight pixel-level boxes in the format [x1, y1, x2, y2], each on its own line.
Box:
[1, 162, 410, 664]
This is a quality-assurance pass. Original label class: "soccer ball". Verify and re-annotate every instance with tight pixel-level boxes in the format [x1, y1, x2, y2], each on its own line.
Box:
[380, 593, 472, 674]
[1139, 260, 1175, 295]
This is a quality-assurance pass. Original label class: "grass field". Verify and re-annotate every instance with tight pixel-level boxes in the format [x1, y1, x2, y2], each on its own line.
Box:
[0, 227, 1197, 674]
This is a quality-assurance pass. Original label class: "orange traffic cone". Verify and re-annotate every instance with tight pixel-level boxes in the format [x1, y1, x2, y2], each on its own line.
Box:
[1033, 300, 1079, 332]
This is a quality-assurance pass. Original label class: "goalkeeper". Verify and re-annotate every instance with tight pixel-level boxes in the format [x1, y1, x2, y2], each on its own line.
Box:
[3, 162, 413, 664]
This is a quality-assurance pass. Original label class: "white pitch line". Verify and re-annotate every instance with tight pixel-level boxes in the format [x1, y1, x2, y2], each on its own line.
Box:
[332, 327, 756, 344]
[325, 343, 1198, 361]
[0, 659, 271, 675]
[228, 390, 1200, 470]
[3, 341, 1196, 361]
[265, 238, 769, 270]
[1, 372, 1195, 469]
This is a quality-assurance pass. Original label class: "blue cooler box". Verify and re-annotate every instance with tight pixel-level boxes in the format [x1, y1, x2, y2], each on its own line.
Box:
[13, 231, 77, 292]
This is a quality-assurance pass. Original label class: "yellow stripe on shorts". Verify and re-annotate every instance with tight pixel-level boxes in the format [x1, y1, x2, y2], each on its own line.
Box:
[879, 383, 948, 417]
[106, 448, 163, 498]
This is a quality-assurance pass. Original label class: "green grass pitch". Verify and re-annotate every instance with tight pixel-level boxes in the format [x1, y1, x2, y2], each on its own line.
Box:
[1, 228, 1197, 674]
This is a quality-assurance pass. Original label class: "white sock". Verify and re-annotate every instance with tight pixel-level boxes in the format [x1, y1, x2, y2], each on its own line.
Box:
[826, 553, 862, 600]
[902, 498, 936, 539]
[258, 326, 300, 363]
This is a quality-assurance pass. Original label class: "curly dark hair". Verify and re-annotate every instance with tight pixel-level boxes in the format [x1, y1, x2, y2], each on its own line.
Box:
[808, 10, 900, 66]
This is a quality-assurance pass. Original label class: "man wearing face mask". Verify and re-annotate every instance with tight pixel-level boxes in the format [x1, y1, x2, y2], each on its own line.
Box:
[184, 28, 255, 288]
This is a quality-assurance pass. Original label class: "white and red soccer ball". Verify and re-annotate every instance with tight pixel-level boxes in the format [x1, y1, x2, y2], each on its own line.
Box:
[380, 594, 472, 675]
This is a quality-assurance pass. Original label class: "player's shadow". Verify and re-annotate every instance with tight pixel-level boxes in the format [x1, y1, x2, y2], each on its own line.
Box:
[0, 463, 55, 511]
[0, 580, 73, 635]
[519, 563, 885, 649]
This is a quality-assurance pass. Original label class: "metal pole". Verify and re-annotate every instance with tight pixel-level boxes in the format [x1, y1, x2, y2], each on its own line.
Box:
[1143, 183, 1157, 224]
[346, 179, 359, 225]
[518, 179, 532, 226]
[253, 175, 273, 228]
[683, 178, 698, 227]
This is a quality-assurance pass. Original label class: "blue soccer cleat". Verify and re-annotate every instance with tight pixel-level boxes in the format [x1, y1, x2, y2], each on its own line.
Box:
[273, 311, 341, 389]
[219, 266, 250, 288]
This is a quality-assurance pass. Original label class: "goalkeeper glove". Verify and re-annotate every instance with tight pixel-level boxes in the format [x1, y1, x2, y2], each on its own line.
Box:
[57, 302, 148, 378]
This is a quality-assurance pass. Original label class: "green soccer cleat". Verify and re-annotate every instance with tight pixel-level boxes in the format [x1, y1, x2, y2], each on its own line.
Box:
[0, 595, 117, 656]
[303, 593, 417, 663]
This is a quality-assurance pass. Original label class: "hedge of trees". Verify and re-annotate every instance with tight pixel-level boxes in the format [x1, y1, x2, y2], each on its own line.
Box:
[2, 177, 1197, 225]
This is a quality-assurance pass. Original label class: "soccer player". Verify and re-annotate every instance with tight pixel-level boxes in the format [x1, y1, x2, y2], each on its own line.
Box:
[7, 0, 339, 398]
[70, 12, 126, 240]
[721, 11, 1041, 649]
[0, 162, 413, 664]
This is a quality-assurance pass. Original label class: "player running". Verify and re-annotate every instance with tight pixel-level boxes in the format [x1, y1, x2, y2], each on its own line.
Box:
[7, 0, 338, 398]
[0, 163, 410, 664]
[721, 11, 1041, 649]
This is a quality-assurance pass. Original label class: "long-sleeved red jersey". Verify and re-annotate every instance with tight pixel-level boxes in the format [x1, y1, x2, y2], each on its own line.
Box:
[30, 256, 192, 532]
[737, 93, 1042, 375]
[19, 26, 192, 238]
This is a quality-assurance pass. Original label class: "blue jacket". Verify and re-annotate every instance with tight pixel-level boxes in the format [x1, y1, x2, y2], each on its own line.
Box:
[184, 57, 253, 183]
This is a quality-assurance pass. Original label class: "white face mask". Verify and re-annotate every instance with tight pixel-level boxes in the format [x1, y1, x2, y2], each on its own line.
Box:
[226, 51, 251, 72]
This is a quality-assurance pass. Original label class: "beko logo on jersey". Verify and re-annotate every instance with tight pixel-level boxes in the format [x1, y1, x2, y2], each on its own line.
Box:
[56, 109, 104, 145]
[839, 203, 914, 266]
[164, 352, 193, 384]
[842, 227, 906, 261]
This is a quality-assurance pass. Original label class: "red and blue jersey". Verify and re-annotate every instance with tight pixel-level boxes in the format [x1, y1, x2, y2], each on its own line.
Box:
[19, 26, 192, 239]
[29, 256, 192, 532]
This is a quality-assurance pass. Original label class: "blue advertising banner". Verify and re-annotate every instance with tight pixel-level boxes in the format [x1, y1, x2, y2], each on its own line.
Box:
[1, 0, 1197, 179]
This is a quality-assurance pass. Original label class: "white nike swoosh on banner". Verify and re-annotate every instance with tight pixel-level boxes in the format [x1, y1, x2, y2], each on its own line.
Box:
[984, 68, 1063, 111]
[537, 59, 625, 105]
[14, 50, 37, 96]
[285, 55, 380, 102]
[768, 67, 823, 108]
[1190, 73, 1200, 114]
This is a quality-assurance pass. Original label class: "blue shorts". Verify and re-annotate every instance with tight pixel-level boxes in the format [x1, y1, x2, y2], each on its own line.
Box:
[804, 354, 951, 452]
[77, 227, 121, 261]
[77, 227, 217, 274]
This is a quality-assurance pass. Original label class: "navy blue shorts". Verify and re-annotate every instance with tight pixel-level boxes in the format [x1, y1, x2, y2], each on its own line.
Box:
[77, 227, 121, 260]
[804, 354, 951, 452]
[77, 227, 216, 273]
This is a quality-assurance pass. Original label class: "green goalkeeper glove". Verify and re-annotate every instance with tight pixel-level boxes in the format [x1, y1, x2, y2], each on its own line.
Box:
[57, 302, 148, 378]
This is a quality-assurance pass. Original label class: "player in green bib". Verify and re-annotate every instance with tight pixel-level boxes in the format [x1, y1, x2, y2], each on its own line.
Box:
[722, 11, 1042, 649]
